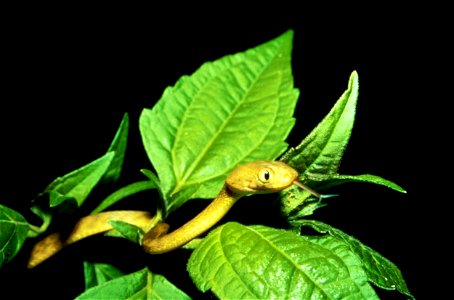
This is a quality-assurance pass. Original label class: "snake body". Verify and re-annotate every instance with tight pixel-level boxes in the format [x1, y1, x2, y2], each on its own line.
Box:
[143, 161, 299, 254]
[29, 161, 312, 266]
[143, 185, 239, 254]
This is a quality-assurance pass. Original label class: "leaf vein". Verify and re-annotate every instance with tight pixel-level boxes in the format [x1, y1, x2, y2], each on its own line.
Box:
[245, 226, 333, 299]
[170, 51, 284, 195]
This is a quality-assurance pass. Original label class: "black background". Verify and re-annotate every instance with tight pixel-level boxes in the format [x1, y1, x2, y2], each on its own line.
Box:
[0, 5, 445, 299]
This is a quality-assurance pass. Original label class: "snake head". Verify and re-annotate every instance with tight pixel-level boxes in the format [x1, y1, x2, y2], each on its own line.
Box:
[226, 161, 298, 195]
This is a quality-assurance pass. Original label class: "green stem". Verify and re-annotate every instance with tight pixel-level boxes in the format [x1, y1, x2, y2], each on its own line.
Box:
[91, 181, 157, 214]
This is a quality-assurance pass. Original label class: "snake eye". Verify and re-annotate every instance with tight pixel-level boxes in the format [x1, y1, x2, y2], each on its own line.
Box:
[258, 168, 272, 183]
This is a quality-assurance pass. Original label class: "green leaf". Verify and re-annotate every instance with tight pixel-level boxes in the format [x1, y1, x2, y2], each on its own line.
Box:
[296, 219, 415, 299]
[91, 180, 157, 214]
[140, 169, 160, 187]
[0, 204, 29, 268]
[108, 220, 144, 244]
[279, 184, 327, 218]
[43, 114, 128, 211]
[281, 173, 405, 219]
[279, 71, 405, 218]
[188, 222, 378, 299]
[46, 152, 115, 208]
[278, 71, 358, 218]
[306, 173, 406, 193]
[140, 30, 298, 213]
[102, 112, 129, 184]
[83, 261, 125, 290]
[281, 70, 359, 175]
[76, 267, 191, 300]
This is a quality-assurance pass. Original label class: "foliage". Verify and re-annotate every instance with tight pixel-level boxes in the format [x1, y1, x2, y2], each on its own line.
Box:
[0, 30, 412, 299]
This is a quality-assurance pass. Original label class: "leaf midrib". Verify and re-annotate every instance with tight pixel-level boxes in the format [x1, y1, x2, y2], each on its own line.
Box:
[305, 79, 356, 175]
[217, 225, 262, 298]
[180, 71, 289, 190]
[0, 211, 27, 259]
[243, 225, 333, 299]
[170, 45, 285, 196]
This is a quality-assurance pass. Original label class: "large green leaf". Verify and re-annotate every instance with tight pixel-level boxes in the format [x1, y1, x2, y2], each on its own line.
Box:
[188, 222, 378, 299]
[297, 219, 415, 300]
[76, 267, 191, 300]
[0, 204, 29, 268]
[140, 30, 298, 213]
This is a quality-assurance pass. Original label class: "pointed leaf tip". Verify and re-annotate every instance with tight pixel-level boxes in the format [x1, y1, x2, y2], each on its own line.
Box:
[350, 70, 359, 88]
[280, 70, 359, 174]
[47, 152, 115, 208]
[280, 29, 294, 40]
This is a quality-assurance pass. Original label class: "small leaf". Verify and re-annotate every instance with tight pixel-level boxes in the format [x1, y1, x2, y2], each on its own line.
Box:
[37, 115, 127, 212]
[188, 222, 378, 299]
[140, 30, 298, 213]
[91, 180, 157, 214]
[306, 173, 406, 193]
[281, 70, 359, 175]
[102, 113, 129, 184]
[0, 204, 29, 268]
[278, 71, 358, 218]
[46, 152, 115, 208]
[280, 173, 405, 219]
[279, 71, 405, 218]
[140, 169, 160, 187]
[108, 220, 144, 244]
[76, 267, 191, 300]
[296, 219, 415, 299]
[83, 261, 125, 290]
[280, 184, 327, 218]
[281, 173, 405, 219]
